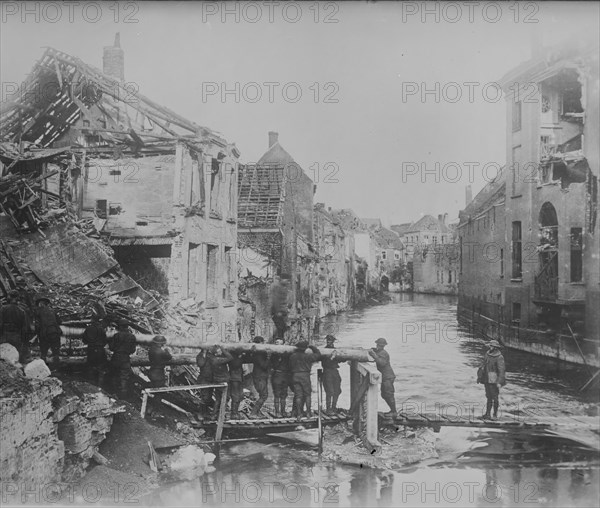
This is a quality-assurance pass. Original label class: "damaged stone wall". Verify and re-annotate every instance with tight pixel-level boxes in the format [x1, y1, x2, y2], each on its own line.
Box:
[0, 360, 122, 489]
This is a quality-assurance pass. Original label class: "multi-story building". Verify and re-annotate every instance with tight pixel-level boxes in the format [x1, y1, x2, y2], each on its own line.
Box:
[457, 172, 507, 321]
[457, 40, 599, 367]
[393, 214, 453, 260]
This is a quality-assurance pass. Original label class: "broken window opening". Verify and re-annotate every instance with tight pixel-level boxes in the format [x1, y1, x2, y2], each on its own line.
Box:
[95, 199, 107, 219]
[512, 302, 521, 326]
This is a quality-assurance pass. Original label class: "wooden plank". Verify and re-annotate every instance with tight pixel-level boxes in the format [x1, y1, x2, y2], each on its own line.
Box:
[215, 385, 229, 442]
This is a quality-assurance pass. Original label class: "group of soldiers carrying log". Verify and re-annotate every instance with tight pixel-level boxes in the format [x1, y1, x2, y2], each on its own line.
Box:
[2, 287, 399, 421]
[190, 334, 398, 421]
[194, 336, 328, 421]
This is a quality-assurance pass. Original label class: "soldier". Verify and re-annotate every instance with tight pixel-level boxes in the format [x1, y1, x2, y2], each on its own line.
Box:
[249, 336, 270, 418]
[289, 340, 321, 419]
[147, 335, 172, 416]
[0, 290, 26, 360]
[196, 349, 214, 420]
[368, 338, 397, 418]
[322, 334, 342, 414]
[228, 351, 246, 419]
[108, 318, 137, 399]
[478, 340, 506, 421]
[35, 297, 62, 364]
[81, 313, 108, 385]
[270, 338, 291, 418]
[206, 345, 233, 420]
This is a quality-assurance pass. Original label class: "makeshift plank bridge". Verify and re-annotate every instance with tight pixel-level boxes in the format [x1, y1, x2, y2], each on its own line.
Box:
[200, 412, 352, 436]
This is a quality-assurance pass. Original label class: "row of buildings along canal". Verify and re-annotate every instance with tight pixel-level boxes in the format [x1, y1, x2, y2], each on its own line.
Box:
[1, 36, 598, 371]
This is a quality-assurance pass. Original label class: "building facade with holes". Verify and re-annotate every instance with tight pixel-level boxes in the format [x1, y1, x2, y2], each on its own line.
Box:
[457, 41, 599, 366]
[0, 37, 241, 340]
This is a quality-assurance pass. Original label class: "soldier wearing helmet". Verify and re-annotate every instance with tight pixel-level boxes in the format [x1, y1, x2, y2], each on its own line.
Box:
[321, 335, 342, 414]
[146, 335, 172, 416]
[368, 338, 397, 418]
[81, 311, 108, 385]
[478, 340, 506, 421]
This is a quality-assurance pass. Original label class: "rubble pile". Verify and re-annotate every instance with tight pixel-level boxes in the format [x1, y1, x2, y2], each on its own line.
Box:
[321, 422, 438, 470]
[0, 359, 124, 485]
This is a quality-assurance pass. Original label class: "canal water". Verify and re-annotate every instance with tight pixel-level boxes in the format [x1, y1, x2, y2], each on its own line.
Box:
[147, 294, 599, 507]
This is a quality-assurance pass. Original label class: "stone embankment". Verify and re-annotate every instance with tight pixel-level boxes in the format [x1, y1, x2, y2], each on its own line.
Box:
[0, 359, 123, 498]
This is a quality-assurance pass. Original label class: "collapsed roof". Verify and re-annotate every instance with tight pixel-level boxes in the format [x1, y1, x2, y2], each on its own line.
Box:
[0, 47, 231, 155]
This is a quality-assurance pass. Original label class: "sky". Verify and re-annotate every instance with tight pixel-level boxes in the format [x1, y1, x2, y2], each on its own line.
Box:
[1, 1, 599, 226]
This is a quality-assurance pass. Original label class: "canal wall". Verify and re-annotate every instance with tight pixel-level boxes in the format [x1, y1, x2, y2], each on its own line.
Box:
[457, 310, 600, 368]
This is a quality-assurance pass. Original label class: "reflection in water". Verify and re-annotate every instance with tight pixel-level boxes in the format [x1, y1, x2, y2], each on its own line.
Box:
[146, 294, 599, 507]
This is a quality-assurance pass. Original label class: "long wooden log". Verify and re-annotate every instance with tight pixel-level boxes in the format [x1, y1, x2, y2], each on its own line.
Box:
[59, 326, 372, 362]
[60, 354, 197, 367]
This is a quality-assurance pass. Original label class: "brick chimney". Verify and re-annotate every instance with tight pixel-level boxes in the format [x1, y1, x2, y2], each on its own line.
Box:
[268, 131, 279, 148]
[103, 33, 124, 81]
[465, 185, 473, 206]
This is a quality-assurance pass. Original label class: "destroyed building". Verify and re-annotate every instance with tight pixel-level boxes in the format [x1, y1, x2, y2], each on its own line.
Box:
[457, 40, 599, 366]
[313, 203, 356, 315]
[0, 37, 240, 342]
[237, 132, 316, 341]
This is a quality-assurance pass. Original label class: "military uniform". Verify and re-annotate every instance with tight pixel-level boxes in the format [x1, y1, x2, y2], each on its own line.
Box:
[147, 337, 172, 414]
[270, 353, 291, 417]
[289, 343, 321, 418]
[36, 302, 62, 362]
[207, 349, 233, 419]
[81, 320, 108, 385]
[196, 352, 214, 417]
[0, 300, 26, 356]
[228, 353, 245, 419]
[322, 347, 342, 412]
[108, 328, 137, 398]
[369, 343, 397, 415]
[250, 351, 270, 416]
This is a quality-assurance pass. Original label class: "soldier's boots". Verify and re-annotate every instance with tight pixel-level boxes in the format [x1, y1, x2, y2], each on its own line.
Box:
[279, 399, 288, 418]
